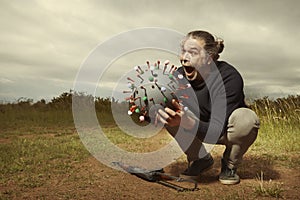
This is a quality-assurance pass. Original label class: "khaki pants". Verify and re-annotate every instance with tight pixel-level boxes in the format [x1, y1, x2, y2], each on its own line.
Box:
[171, 108, 260, 169]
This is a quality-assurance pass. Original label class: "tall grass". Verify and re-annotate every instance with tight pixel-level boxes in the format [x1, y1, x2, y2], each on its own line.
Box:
[243, 96, 299, 199]
[1, 92, 299, 155]
[0, 91, 300, 145]
[249, 95, 300, 157]
[0, 92, 115, 132]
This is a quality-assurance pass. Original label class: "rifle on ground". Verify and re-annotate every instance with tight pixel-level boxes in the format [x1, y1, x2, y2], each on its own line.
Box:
[112, 162, 198, 192]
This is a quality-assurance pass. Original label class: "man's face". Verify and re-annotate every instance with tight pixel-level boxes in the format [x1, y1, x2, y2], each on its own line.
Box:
[180, 38, 208, 77]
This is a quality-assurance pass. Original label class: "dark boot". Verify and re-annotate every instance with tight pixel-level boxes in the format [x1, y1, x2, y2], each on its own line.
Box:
[180, 154, 214, 179]
[219, 159, 240, 185]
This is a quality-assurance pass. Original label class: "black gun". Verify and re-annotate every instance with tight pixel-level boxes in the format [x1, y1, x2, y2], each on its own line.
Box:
[112, 162, 198, 192]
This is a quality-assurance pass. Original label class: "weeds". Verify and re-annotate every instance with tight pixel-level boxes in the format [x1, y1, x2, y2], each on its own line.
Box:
[254, 171, 284, 199]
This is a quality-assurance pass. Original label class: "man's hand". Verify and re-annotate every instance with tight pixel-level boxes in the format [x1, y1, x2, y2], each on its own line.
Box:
[157, 99, 196, 131]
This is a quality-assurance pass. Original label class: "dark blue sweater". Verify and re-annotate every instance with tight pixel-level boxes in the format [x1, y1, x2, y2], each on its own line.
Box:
[175, 61, 247, 142]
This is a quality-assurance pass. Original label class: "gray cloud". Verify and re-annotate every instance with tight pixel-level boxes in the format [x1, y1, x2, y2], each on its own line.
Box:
[0, 0, 299, 101]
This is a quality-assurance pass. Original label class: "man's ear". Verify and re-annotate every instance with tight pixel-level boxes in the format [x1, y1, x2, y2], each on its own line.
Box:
[207, 56, 213, 65]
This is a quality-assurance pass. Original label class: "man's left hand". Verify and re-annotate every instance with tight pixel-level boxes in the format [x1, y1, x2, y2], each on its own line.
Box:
[157, 99, 196, 130]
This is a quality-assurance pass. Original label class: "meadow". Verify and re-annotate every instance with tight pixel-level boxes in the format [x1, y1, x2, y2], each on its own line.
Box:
[0, 92, 299, 199]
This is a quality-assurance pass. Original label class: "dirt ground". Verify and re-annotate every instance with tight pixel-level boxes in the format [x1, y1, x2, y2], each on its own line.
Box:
[3, 146, 299, 200]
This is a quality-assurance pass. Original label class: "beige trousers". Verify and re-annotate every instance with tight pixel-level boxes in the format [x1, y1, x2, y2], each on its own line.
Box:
[171, 108, 260, 169]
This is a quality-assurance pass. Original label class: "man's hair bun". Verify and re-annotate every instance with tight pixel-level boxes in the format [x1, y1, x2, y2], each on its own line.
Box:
[216, 39, 224, 54]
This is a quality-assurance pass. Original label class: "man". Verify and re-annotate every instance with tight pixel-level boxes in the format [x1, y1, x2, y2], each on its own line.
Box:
[158, 30, 260, 185]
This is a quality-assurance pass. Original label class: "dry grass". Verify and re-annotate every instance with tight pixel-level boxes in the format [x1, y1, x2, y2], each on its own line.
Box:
[0, 92, 299, 199]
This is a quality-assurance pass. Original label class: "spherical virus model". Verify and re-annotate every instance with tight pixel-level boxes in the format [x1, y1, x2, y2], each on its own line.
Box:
[123, 60, 193, 124]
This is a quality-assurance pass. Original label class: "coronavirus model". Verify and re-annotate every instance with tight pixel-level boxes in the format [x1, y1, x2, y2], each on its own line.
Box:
[123, 60, 192, 124]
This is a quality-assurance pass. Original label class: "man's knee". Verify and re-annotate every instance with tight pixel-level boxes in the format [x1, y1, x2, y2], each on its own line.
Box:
[227, 108, 260, 144]
[228, 108, 260, 133]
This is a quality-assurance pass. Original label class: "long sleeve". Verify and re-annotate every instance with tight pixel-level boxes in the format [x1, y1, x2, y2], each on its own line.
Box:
[167, 62, 246, 144]
[195, 61, 247, 142]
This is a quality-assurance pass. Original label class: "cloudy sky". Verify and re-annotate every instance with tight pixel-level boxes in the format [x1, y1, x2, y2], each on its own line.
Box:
[0, 0, 299, 102]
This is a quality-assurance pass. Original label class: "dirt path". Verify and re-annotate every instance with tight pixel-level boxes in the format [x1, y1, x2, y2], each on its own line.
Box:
[7, 149, 299, 200]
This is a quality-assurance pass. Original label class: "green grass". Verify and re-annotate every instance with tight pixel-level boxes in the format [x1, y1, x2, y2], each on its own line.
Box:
[254, 171, 284, 199]
[0, 133, 89, 190]
[0, 93, 299, 199]
[248, 97, 300, 169]
[250, 119, 300, 160]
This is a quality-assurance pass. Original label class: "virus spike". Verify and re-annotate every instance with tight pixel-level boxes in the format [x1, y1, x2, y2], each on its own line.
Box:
[127, 77, 135, 82]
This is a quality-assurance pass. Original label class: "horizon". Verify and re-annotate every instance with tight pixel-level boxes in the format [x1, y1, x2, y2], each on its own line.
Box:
[1, 89, 299, 104]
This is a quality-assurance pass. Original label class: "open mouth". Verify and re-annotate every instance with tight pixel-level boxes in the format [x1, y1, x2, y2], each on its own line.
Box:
[183, 66, 195, 74]
[182, 65, 198, 80]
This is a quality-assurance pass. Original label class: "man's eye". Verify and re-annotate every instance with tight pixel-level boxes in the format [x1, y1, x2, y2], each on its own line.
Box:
[191, 51, 198, 56]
